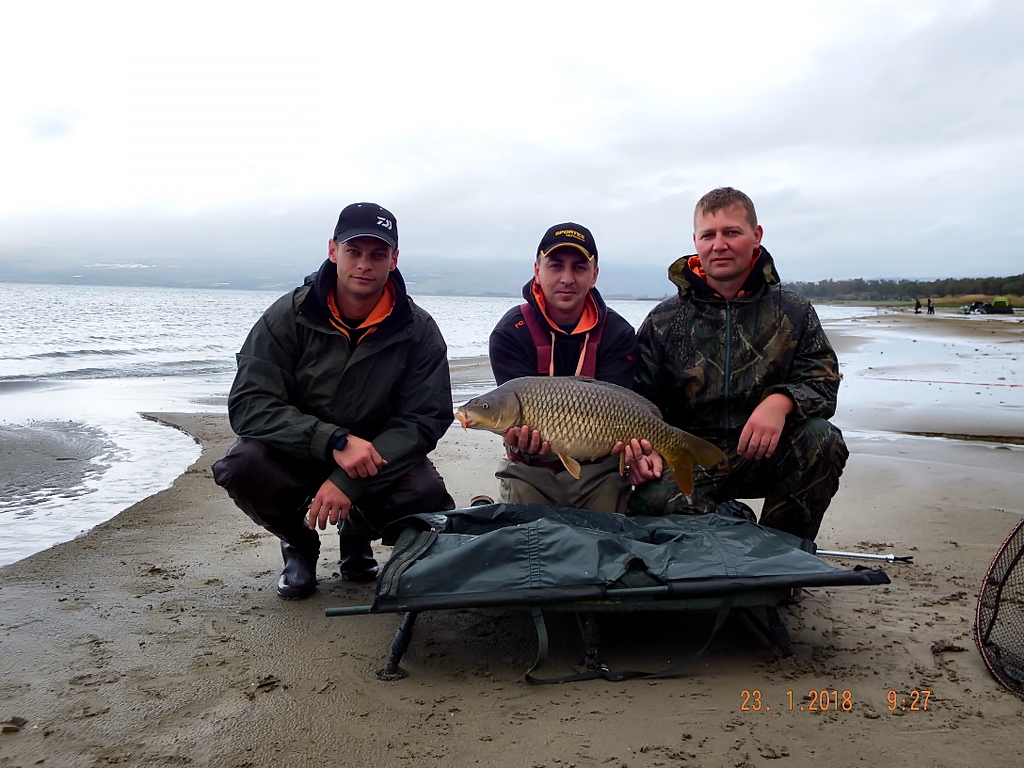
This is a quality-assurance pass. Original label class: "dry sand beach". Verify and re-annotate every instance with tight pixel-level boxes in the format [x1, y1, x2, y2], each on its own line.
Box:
[2, 312, 1023, 767]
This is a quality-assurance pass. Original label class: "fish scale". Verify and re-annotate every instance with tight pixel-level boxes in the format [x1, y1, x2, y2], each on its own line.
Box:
[455, 376, 726, 494]
[520, 379, 656, 456]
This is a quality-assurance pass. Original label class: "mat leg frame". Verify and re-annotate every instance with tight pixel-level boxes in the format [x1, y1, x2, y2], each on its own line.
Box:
[736, 606, 794, 658]
[576, 612, 608, 673]
[377, 611, 418, 681]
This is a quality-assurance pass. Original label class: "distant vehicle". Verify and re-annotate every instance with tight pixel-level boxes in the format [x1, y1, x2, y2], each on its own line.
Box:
[990, 296, 1015, 314]
[959, 298, 1015, 315]
[959, 301, 990, 314]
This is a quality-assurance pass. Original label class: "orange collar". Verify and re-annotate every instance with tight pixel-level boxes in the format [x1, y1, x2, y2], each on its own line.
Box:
[687, 251, 761, 298]
[327, 281, 396, 341]
[531, 281, 599, 334]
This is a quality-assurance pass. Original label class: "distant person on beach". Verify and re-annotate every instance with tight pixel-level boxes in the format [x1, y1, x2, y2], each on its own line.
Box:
[915, 298, 922, 314]
[927, 297, 935, 315]
[624, 187, 848, 541]
[212, 203, 455, 599]
[487, 223, 638, 512]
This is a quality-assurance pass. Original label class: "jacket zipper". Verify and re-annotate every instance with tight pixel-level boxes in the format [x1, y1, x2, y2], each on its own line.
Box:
[724, 301, 732, 434]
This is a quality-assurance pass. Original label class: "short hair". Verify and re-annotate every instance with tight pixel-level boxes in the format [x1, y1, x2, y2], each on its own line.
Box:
[694, 187, 757, 229]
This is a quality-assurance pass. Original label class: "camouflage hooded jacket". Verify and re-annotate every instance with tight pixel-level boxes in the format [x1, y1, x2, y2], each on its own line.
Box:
[634, 247, 841, 450]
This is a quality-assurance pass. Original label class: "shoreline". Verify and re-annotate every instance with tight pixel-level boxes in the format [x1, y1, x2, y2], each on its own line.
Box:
[2, 411, 1022, 765]
[2, 313, 1024, 765]
[0, 357, 496, 567]
[3, 313, 1023, 567]
[3, 310, 1022, 566]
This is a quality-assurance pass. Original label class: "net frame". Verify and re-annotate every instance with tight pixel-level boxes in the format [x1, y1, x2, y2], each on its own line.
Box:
[975, 518, 1024, 700]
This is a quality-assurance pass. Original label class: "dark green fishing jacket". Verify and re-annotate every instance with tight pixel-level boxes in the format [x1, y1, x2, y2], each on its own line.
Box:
[227, 261, 452, 502]
[634, 248, 841, 450]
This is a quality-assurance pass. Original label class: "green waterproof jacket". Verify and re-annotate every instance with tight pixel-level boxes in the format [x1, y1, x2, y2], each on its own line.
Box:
[227, 261, 453, 503]
[634, 248, 840, 450]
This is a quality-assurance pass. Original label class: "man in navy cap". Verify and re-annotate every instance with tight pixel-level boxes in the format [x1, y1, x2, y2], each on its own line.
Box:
[213, 203, 455, 599]
[487, 223, 638, 512]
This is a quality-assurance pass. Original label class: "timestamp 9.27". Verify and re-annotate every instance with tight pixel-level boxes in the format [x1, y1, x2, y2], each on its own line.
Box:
[887, 689, 931, 711]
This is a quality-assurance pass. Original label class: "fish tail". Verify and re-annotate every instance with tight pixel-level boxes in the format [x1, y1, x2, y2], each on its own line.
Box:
[662, 449, 696, 495]
[659, 429, 727, 494]
[683, 434, 727, 468]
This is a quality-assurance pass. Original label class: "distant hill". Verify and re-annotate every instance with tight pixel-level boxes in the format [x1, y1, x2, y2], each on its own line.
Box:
[0, 248, 676, 298]
[398, 257, 672, 299]
[8, 245, 1018, 302]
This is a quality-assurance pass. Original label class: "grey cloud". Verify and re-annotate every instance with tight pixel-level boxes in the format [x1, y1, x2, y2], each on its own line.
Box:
[3, 3, 1023, 287]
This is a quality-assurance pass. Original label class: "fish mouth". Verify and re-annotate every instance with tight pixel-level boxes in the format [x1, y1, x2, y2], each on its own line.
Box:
[454, 409, 471, 429]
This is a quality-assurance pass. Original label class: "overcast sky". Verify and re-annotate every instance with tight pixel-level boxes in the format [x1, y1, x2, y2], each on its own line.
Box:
[1, 0, 1022, 283]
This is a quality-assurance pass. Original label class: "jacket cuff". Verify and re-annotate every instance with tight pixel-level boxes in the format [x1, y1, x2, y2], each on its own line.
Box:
[328, 467, 365, 503]
[310, 421, 340, 461]
[763, 386, 799, 416]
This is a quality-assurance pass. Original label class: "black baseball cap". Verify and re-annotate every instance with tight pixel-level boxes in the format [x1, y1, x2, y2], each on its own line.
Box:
[333, 202, 398, 249]
[537, 222, 597, 261]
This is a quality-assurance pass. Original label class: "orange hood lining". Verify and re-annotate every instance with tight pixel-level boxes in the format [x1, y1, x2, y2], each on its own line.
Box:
[687, 250, 761, 298]
[530, 281, 599, 335]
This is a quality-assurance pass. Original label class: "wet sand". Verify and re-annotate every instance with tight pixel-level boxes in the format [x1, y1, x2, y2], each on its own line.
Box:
[2, 315, 1023, 766]
[0, 421, 117, 507]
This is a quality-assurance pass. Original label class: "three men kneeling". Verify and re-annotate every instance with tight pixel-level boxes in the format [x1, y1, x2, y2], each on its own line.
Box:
[214, 189, 847, 600]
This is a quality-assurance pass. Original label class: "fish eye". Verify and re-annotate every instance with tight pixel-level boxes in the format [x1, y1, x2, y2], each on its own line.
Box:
[481, 403, 489, 410]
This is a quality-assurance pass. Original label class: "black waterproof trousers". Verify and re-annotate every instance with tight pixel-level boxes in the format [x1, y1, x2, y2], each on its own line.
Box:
[212, 437, 455, 549]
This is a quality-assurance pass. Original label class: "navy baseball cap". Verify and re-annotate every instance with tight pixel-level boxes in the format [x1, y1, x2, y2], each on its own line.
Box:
[333, 203, 398, 249]
[537, 222, 597, 261]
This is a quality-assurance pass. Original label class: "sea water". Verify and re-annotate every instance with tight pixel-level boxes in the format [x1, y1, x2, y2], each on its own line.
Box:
[0, 282, 668, 565]
[0, 283, 281, 565]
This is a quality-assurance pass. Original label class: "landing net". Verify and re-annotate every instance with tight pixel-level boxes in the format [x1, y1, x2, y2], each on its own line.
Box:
[976, 518, 1024, 700]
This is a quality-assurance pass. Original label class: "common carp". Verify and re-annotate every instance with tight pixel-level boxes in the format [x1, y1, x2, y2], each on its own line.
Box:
[454, 376, 726, 494]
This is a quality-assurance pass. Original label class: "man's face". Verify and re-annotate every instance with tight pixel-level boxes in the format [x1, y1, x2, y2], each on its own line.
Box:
[534, 247, 598, 322]
[329, 236, 398, 303]
[693, 204, 763, 289]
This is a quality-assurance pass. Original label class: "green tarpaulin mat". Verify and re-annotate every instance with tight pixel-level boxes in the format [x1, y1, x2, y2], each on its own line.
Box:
[370, 504, 889, 613]
[327, 504, 890, 682]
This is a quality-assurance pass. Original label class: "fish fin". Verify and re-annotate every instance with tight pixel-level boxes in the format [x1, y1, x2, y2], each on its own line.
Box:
[663, 451, 695, 495]
[686, 435, 727, 467]
[618, 450, 627, 476]
[558, 453, 582, 480]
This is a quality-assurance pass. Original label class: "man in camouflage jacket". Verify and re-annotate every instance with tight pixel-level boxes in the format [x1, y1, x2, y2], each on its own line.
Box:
[626, 188, 847, 541]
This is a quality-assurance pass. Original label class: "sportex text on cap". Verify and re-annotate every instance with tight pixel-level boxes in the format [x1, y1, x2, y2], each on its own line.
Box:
[537, 222, 597, 261]
[333, 203, 398, 249]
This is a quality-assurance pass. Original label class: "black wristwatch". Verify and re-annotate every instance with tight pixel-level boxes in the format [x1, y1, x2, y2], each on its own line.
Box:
[326, 428, 349, 460]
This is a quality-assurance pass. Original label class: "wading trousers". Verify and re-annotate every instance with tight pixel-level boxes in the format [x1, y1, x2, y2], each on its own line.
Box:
[496, 454, 630, 514]
[626, 417, 848, 542]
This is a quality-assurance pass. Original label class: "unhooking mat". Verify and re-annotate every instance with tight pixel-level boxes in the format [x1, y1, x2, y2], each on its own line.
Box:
[370, 503, 890, 613]
[327, 504, 891, 682]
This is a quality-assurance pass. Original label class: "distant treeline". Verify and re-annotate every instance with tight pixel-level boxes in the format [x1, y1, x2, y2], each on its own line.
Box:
[789, 274, 1024, 301]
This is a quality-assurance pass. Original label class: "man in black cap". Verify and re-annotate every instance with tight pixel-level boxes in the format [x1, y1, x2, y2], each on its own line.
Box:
[212, 203, 455, 599]
[487, 223, 638, 512]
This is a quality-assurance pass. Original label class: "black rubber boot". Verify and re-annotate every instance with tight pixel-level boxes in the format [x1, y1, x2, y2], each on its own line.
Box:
[277, 538, 320, 599]
[716, 499, 758, 523]
[339, 531, 378, 583]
